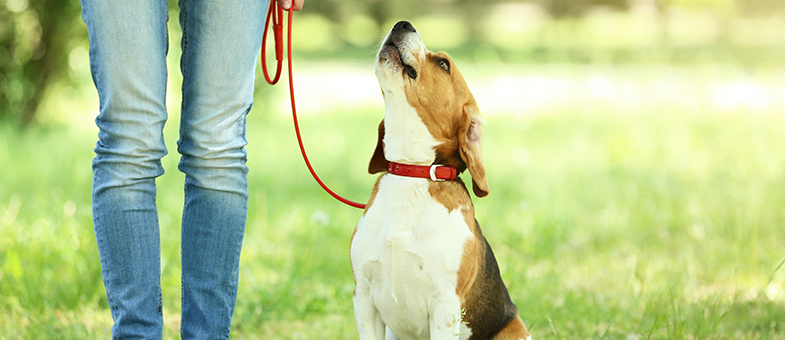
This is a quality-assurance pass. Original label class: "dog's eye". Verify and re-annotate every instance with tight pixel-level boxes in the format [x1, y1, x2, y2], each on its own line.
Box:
[404, 64, 418, 79]
[438, 59, 450, 72]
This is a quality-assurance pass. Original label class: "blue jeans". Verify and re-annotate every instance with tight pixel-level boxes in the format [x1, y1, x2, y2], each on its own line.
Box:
[80, 0, 268, 338]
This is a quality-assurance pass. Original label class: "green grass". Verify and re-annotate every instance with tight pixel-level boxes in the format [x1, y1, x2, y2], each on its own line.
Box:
[2, 94, 785, 338]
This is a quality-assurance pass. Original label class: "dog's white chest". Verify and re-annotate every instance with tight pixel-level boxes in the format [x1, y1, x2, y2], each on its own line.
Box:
[352, 175, 474, 340]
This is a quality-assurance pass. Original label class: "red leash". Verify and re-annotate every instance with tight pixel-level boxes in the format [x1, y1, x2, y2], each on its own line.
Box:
[261, 2, 367, 210]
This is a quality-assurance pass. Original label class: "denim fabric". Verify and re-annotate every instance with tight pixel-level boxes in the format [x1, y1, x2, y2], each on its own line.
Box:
[81, 0, 268, 338]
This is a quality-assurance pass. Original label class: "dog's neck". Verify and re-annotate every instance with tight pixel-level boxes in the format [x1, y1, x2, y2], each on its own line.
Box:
[381, 83, 439, 166]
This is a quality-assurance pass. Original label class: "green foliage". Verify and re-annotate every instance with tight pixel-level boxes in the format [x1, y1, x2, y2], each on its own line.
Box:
[0, 0, 86, 126]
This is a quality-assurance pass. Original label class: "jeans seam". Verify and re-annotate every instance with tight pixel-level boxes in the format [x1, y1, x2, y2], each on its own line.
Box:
[180, 182, 187, 339]
[179, 0, 189, 142]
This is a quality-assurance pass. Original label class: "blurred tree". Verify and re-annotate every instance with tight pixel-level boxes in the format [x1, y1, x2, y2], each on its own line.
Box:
[546, 0, 629, 18]
[303, 0, 346, 24]
[1, 0, 85, 127]
[665, 0, 736, 14]
[2, 0, 784, 129]
[737, 0, 785, 14]
[451, 0, 501, 49]
[306, 0, 498, 50]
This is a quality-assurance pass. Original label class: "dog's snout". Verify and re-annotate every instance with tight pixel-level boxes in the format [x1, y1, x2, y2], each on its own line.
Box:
[377, 20, 425, 83]
[393, 21, 416, 33]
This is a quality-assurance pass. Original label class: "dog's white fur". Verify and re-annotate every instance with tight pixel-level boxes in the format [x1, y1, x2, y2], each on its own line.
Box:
[352, 175, 473, 340]
[373, 29, 435, 167]
[376, 73, 439, 166]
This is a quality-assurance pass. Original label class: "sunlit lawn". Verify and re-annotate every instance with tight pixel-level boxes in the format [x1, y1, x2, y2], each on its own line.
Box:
[1, 61, 785, 339]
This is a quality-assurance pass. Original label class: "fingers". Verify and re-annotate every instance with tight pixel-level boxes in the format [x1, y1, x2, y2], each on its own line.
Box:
[277, 0, 304, 11]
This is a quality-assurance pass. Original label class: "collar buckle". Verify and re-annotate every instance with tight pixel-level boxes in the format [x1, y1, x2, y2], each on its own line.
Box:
[430, 164, 446, 181]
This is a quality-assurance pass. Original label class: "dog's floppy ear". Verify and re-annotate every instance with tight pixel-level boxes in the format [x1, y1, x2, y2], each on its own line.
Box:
[458, 106, 489, 197]
[368, 119, 387, 174]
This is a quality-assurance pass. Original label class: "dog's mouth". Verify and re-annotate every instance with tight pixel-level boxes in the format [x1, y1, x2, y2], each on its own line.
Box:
[380, 42, 418, 79]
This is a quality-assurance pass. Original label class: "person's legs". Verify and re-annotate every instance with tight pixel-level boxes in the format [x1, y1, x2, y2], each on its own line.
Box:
[81, 0, 169, 338]
[176, 0, 268, 338]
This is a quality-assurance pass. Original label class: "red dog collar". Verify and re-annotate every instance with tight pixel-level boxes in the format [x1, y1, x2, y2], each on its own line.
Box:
[387, 161, 458, 181]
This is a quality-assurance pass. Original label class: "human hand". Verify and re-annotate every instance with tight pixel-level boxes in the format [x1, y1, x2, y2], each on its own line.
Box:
[277, 0, 304, 11]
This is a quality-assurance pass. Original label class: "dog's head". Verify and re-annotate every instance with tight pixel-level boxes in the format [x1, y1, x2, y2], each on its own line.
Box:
[369, 21, 488, 197]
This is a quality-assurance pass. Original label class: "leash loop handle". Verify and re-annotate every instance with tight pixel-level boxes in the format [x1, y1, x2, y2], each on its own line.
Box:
[262, 1, 368, 210]
[261, 1, 283, 84]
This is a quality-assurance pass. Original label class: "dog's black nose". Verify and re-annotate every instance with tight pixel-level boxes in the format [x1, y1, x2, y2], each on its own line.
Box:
[393, 21, 416, 33]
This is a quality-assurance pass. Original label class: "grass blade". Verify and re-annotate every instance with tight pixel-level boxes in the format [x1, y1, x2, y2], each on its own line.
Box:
[768, 256, 785, 286]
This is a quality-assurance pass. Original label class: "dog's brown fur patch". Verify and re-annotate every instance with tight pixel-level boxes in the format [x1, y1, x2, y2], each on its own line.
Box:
[493, 316, 530, 340]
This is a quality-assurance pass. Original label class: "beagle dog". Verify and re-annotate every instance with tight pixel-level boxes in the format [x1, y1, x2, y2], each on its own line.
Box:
[350, 21, 531, 340]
